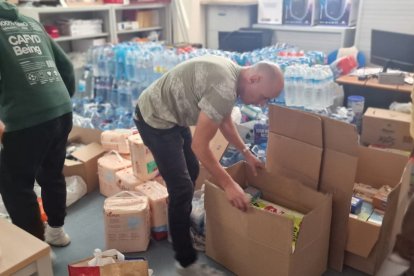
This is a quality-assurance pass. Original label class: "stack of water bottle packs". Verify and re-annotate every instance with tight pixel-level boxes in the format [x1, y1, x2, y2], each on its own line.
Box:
[98, 129, 169, 253]
[72, 41, 329, 131]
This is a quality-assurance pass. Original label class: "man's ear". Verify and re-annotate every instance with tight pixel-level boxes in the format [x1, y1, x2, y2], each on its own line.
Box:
[249, 74, 261, 84]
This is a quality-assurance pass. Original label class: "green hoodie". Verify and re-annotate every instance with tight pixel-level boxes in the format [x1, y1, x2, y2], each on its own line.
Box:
[0, 0, 74, 132]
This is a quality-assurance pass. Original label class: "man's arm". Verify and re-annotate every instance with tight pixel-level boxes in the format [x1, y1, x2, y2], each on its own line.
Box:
[192, 111, 249, 211]
[0, 120, 4, 144]
[49, 38, 75, 97]
[219, 114, 265, 175]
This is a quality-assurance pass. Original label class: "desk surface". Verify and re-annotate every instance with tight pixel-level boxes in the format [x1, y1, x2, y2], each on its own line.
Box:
[0, 219, 50, 275]
[336, 75, 413, 93]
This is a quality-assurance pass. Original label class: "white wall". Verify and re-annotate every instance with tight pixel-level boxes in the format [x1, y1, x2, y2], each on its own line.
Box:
[172, 0, 206, 45]
[355, 0, 414, 63]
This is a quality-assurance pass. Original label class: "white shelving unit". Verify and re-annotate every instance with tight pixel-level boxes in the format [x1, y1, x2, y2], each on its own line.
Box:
[253, 24, 356, 54]
[112, 3, 171, 43]
[18, 3, 172, 52]
[53, 32, 110, 42]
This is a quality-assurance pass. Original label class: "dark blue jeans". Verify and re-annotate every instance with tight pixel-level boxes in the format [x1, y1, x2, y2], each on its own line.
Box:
[0, 112, 72, 240]
[134, 107, 199, 267]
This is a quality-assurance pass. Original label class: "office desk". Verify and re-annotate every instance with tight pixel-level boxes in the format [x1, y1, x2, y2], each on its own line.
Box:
[0, 219, 52, 276]
[336, 75, 412, 110]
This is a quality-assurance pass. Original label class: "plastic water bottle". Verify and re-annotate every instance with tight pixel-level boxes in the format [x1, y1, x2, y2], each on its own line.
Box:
[312, 68, 324, 110]
[296, 65, 306, 107]
[94, 77, 107, 103]
[126, 49, 137, 81]
[284, 67, 295, 107]
[110, 81, 119, 107]
[303, 67, 314, 109]
[118, 81, 132, 111]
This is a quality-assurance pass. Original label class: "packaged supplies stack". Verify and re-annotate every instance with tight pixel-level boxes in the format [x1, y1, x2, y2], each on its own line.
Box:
[101, 129, 136, 154]
[98, 152, 131, 197]
[128, 134, 158, 181]
[104, 191, 150, 253]
[116, 167, 143, 192]
[135, 181, 168, 240]
[350, 183, 392, 226]
[57, 19, 103, 36]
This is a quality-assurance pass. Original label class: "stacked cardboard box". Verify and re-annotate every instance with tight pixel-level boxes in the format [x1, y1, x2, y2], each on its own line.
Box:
[204, 105, 411, 275]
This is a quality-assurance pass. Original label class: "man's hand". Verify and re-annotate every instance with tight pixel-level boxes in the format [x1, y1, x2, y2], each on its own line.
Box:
[244, 151, 265, 176]
[0, 120, 4, 144]
[223, 180, 250, 212]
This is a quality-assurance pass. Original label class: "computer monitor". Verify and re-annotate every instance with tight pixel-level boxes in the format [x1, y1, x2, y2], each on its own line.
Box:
[370, 29, 414, 73]
[219, 28, 273, 53]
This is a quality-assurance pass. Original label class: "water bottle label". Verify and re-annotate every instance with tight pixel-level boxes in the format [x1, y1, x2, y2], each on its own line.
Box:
[78, 79, 86, 93]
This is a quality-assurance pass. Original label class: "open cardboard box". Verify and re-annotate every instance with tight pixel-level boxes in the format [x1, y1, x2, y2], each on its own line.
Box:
[205, 162, 332, 276]
[64, 127, 105, 193]
[205, 105, 361, 275]
[344, 146, 410, 275]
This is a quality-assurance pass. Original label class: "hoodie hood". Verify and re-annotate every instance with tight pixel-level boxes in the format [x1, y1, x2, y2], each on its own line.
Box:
[0, 1, 19, 21]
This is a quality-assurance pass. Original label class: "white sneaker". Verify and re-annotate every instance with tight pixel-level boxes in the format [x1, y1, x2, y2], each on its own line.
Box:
[45, 224, 71, 247]
[376, 253, 410, 276]
[176, 262, 225, 276]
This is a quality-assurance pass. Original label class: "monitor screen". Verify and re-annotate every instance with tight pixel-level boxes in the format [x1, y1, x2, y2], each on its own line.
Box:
[370, 29, 414, 73]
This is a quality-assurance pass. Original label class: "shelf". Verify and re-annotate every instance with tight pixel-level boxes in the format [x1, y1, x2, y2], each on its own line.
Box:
[54, 32, 110, 42]
[253, 24, 356, 33]
[201, 0, 257, 6]
[112, 3, 166, 10]
[19, 5, 110, 13]
[116, 26, 162, 34]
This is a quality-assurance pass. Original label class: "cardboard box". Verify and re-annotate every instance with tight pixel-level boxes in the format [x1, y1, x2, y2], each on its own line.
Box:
[283, 0, 320, 25]
[205, 162, 332, 276]
[319, 0, 360, 26]
[191, 127, 228, 190]
[344, 146, 410, 275]
[258, 0, 283, 24]
[267, 105, 359, 271]
[64, 127, 105, 193]
[361, 108, 413, 151]
[205, 105, 342, 275]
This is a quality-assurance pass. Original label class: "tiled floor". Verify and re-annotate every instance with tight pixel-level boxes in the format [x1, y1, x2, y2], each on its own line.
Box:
[53, 190, 368, 276]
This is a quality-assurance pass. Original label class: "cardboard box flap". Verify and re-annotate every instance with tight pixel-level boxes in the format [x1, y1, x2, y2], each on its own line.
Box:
[321, 116, 359, 155]
[346, 218, 381, 258]
[356, 147, 408, 188]
[210, 130, 229, 161]
[294, 192, 332, 253]
[317, 115, 359, 271]
[71, 142, 105, 163]
[190, 127, 228, 161]
[267, 132, 322, 190]
[365, 108, 411, 123]
[64, 159, 82, 166]
[68, 126, 103, 144]
[268, 105, 323, 148]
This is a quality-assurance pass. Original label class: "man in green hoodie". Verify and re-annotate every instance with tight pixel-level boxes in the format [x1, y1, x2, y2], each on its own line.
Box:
[0, 0, 75, 246]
